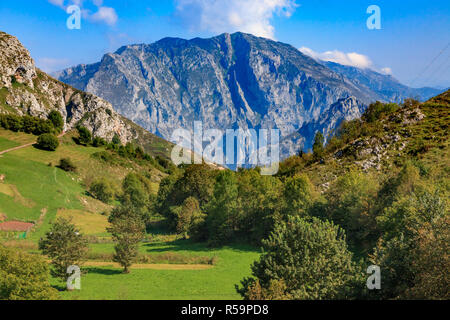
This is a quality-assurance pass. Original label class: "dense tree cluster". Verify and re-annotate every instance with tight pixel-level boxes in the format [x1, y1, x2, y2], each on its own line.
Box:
[156, 165, 284, 246]
[0, 111, 63, 135]
[154, 99, 448, 300]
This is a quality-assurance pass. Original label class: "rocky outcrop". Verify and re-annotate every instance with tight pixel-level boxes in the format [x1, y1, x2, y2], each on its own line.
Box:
[0, 32, 36, 89]
[292, 96, 366, 152]
[0, 31, 171, 156]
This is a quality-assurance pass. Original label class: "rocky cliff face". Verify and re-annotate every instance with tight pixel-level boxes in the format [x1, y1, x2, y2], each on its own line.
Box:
[0, 31, 171, 157]
[55, 32, 442, 160]
[283, 96, 366, 153]
[55, 33, 375, 159]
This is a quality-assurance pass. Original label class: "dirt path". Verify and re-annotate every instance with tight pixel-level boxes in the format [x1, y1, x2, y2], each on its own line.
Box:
[0, 141, 35, 155]
[0, 132, 66, 155]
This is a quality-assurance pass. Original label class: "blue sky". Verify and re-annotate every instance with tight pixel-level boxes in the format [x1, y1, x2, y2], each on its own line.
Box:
[0, 0, 449, 88]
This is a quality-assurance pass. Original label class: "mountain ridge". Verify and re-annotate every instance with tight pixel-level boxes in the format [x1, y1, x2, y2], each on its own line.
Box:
[55, 32, 444, 159]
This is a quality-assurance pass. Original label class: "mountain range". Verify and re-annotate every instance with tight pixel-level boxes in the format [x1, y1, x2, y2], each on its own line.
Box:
[54, 32, 443, 159]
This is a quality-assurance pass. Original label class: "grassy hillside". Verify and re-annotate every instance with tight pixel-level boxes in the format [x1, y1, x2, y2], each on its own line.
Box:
[279, 93, 449, 192]
[0, 128, 259, 300]
[0, 129, 163, 238]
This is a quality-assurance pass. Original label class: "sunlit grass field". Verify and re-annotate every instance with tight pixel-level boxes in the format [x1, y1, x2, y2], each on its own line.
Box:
[0, 130, 260, 300]
[54, 241, 260, 300]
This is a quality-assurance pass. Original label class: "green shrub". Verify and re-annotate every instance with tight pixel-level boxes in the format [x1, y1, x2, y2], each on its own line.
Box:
[36, 133, 59, 151]
[76, 125, 92, 145]
[92, 136, 107, 147]
[1, 114, 55, 135]
[0, 114, 22, 132]
[47, 110, 64, 133]
[363, 101, 400, 123]
[112, 134, 121, 145]
[90, 179, 115, 203]
[92, 151, 115, 163]
[0, 245, 59, 300]
[58, 158, 77, 172]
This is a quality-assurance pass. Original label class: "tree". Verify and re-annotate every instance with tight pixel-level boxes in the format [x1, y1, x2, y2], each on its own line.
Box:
[174, 197, 206, 239]
[36, 133, 59, 151]
[0, 245, 59, 300]
[326, 170, 379, 249]
[237, 169, 282, 243]
[48, 110, 64, 133]
[38, 217, 89, 282]
[156, 171, 182, 220]
[372, 190, 448, 299]
[90, 179, 114, 203]
[22, 116, 39, 134]
[122, 173, 152, 220]
[239, 279, 293, 300]
[108, 206, 146, 273]
[178, 164, 216, 210]
[283, 174, 317, 218]
[237, 216, 359, 300]
[4, 115, 22, 132]
[405, 215, 449, 299]
[206, 170, 241, 246]
[312, 132, 325, 160]
[77, 126, 92, 145]
[33, 119, 53, 135]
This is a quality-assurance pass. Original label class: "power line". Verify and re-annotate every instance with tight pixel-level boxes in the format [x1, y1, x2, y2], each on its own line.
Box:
[434, 62, 450, 88]
[422, 52, 450, 87]
[409, 41, 450, 87]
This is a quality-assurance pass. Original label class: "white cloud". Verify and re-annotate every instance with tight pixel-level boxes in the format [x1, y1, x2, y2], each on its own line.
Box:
[300, 47, 394, 75]
[48, 0, 65, 8]
[47, 0, 117, 26]
[90, 6, 117, 26]
[37, 57, 71, 73]
[175, 0, 298, 39]
[381, 67, 393, 75]
[299, 47, 373, 69]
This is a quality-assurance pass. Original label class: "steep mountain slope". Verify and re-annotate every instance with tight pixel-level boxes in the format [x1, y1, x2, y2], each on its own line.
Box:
[0, 31, 172, 157]
[279, 89, 450, 192]
[56, 32, 443, 159]
[322, 61, 443, 103]
[54, 33, 374, 159]
[286, 96, 366, 153]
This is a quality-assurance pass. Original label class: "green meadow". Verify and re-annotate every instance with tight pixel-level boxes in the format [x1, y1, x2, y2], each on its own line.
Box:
[55, 241, 259, 300]
[0, 130, 259, 300]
